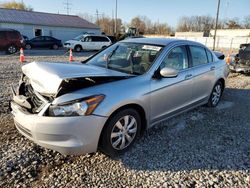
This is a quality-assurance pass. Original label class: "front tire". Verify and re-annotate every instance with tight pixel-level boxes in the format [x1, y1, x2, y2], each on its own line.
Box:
[99, 108, 141, 157]
[207, 81, 223, 107]
[74, 45, 82, 52]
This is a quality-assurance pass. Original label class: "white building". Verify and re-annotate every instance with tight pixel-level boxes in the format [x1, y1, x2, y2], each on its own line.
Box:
[0, 8, 101, 42]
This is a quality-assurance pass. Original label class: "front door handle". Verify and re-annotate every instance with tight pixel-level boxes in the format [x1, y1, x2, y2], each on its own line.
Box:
[210, 66, 216, 70]
[185, 74, 193, 80]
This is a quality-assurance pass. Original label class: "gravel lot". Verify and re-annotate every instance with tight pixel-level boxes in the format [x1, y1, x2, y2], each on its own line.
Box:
[0, 52, 250, 188]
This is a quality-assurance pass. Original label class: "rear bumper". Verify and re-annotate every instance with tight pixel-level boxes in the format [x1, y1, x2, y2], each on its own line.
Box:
[11, 101, 107, 155]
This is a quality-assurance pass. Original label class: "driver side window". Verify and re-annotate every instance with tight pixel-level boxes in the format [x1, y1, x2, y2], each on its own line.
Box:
[161, 46, 189, 70]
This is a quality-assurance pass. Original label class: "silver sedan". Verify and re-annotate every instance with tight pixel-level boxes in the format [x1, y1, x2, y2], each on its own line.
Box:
[11, 38, 229, 156]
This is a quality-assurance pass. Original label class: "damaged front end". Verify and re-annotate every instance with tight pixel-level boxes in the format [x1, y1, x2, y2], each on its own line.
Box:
[11, 74, 130, 115]
[11, 74, 52, 114]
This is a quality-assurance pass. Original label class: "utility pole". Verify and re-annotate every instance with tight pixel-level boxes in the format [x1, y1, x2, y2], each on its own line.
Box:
[213, 0, 221, 51]
[63, 0, 72, 15]
[115, 0, 118, 35]
[96, 9, 102, 26]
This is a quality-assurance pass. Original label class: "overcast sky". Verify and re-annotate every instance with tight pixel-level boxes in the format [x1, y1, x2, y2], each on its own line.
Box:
[11, 0, 250, 27]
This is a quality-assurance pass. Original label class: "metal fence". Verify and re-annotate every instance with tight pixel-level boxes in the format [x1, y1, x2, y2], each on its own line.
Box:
[144, 35, 250, 52]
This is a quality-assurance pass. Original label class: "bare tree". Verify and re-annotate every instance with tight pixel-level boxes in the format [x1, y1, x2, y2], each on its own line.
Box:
[225, 18, 242, 29]
[130, 16, 146, 34]
[0, 1, 33, 11]
[176, 15, 214, 35]
[95, 14, 122, 35]
[243, 15, 250, 29]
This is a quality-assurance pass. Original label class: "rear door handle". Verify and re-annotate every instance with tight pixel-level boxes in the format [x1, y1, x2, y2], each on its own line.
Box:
[210, 66, 216, 70]
[185, 74, 193, 80]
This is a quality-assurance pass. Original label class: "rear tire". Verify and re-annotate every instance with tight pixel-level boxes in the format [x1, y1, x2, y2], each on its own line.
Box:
[99, 108, 141, 157]
[7, 45, 17, 54]
[52, 44, 59, 50]
[25, 44, 31, 50]
[74, 45, 82, 52]
[207, 81, 223, 107]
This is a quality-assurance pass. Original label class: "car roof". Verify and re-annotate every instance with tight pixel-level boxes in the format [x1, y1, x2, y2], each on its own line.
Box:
[85, 34, 108, 37]
[122, 37, 204, 47]
[0, 28, 18, 32]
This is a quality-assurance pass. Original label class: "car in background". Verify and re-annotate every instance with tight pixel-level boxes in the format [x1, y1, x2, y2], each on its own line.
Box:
[64, 34, 112, 52]
[22, 35, 29, 41]
[106, 35, 117, 43]
[229, 43, 250, 73]
[11, 38, 228, 156]
[25, 36, 62, 50]
[0, 29, 24, 54]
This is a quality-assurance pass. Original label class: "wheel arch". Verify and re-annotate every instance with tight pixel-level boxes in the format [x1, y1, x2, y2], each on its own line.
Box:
[98, 103, 147, 146]
[217, 77, 225, 91]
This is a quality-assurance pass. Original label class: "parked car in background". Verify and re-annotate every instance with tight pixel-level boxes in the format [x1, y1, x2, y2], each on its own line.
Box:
[0, 29, 24, 54]
[229, 43, 250, 73]
[11, 38, 228, 156]
[64, 34, 112, 52]
[22, 35, 29, 41]
[106, 35, 117, 43]
[25, 36, 62, 50]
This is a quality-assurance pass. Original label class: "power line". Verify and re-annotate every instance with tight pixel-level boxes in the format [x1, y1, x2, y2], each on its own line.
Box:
[63, 0, 72, 15]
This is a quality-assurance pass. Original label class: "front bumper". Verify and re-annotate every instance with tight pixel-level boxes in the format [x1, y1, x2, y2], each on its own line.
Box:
[63, 44, 74, 49]
[11, 101, 107, 155]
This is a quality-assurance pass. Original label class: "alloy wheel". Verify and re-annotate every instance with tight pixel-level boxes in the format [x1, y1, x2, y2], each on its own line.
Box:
[8, 46, 17, 54]
[212, 84, 222, 106]
[110, 115, 137, 150]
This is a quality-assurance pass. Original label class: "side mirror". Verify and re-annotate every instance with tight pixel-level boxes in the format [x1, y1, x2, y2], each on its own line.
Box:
[160, 67, 179, 78]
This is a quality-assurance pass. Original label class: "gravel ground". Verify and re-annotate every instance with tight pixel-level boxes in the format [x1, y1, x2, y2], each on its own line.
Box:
[0, 54, 250, 188]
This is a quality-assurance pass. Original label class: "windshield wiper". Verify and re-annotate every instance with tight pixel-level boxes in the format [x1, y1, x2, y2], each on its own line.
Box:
[106, 45, 119, 69]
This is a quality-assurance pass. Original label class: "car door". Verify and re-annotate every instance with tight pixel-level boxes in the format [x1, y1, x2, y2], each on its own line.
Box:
[91, 36, 101, 50]
[188, 45, 215, 103]
[150, 45, 194, 124]
[0, 31, 6, 50]
[81, 36, 93, 50]
[44, 36, 54, 48]
[31, 36, 44, 48]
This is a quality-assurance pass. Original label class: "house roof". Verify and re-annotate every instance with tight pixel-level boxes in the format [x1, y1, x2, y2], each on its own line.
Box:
[0, 8, 99, 29]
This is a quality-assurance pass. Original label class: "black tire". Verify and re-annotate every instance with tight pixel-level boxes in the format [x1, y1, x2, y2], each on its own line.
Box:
[99, 108, 141, 157]
[102, 46, 107, 49]
[7, 45, 17, 54]
[52, 44, 59, 50]
[74, 45, 82, 52]
[25, 44, 32, 50]
[207, 81, 223, 107]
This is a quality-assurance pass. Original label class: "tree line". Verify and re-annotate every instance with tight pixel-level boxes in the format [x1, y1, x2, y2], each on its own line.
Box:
[79, 13, 250, 36]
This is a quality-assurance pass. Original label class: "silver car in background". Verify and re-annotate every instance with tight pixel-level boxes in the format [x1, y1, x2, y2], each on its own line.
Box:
[10, 38, 229, 156]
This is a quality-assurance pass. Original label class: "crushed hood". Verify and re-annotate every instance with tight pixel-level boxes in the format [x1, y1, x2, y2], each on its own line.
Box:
[22, 62, 130, 95]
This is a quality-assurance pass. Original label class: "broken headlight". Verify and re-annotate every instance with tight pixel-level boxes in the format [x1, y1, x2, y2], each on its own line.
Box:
[49, 95, 105, 116]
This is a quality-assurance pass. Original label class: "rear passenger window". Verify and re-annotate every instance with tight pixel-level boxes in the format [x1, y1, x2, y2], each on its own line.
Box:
[92, 36, 109, 42]
[161, 46, 189, 70]
[206, 49, 213, 62]
[190, 46, 208, 66]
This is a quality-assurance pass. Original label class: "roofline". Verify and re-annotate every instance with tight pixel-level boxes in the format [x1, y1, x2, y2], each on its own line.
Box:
[0, 7, 79, 17]
[0, 21, 100, 30]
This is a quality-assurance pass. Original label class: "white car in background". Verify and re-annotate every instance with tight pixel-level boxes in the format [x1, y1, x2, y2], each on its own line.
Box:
[64, 34, 112, 52]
